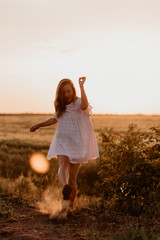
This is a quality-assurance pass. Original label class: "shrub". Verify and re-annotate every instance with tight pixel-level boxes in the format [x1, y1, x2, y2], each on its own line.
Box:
[97, 125, 160, 216]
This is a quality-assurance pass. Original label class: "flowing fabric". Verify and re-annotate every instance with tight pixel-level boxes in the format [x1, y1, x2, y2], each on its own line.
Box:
[47, 98, 99, 164]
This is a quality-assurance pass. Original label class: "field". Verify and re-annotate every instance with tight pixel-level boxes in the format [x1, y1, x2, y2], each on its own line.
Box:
[0, 114, 160, 240]
[1, 113, 160, 146]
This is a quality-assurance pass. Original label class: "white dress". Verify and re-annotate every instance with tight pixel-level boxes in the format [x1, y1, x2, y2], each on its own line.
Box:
[47, 97, 99, 164]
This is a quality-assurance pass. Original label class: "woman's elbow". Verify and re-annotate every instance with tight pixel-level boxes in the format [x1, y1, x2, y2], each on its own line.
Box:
[50, 117, 57, 125]
[80, 104, 88, 110]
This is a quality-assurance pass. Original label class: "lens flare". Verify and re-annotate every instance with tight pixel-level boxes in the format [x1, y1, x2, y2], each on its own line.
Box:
[29, 153, 50, 174]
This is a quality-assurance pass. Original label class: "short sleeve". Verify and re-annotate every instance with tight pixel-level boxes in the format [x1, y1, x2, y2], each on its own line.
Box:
[86, 104, 93, 116]
[75, 97, 81, 108]
[77, 97, 93, 116]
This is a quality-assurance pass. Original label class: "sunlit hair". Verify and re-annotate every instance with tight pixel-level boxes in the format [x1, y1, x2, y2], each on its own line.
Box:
[54, 79, 78, 118]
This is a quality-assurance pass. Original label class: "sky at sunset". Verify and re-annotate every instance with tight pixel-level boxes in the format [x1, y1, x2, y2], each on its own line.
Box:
[1, 0, 160, 114]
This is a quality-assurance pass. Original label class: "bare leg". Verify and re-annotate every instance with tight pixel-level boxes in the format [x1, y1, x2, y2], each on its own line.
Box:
[68, 163, 81, 204]
[58, 155, 70, 186]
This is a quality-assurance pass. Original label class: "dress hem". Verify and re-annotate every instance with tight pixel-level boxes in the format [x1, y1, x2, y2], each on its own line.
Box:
[47, 154, 99, 164]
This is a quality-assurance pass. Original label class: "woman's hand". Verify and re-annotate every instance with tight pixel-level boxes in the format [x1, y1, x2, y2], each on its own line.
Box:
[30, 124, 39, 132]
[79, 76, 86, 87]
[79, 76, 88, 110]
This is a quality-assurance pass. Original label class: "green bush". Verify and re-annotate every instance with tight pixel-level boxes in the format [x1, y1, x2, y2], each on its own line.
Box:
[97, 125, 160, 216]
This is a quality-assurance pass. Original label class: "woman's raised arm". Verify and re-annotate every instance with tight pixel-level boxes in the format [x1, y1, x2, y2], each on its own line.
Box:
[79, 76, 88, 110]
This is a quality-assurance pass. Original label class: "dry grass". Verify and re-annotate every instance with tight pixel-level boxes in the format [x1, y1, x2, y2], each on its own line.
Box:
[1, 113, 160, 142]
[92, 114, 160, 132]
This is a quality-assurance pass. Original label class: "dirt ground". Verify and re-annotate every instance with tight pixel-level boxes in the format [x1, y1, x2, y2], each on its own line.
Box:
[0, 199, 158, 240]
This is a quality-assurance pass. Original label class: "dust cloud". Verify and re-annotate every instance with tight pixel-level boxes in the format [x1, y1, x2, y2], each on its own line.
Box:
[36, 186, 71, 220]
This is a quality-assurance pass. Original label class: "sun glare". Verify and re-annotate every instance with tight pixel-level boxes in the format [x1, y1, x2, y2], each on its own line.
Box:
[29, 153, 50, 174]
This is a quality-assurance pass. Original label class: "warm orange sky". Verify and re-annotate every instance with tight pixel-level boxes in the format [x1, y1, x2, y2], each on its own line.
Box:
[1, 0, 160, 114]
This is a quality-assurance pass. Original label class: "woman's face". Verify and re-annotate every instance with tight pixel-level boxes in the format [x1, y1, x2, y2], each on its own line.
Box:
[62, 83, 74, 104]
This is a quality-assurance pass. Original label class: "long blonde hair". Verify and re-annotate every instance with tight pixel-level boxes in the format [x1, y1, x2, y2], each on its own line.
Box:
[54, 79, 78, 118]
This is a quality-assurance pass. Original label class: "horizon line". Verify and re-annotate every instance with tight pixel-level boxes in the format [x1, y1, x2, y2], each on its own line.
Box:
[0, 112, 160, 116]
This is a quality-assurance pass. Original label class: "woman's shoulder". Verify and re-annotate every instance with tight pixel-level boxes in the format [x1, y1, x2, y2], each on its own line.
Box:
[75, 97, 81, 103]
[73, 97, 81, 108]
